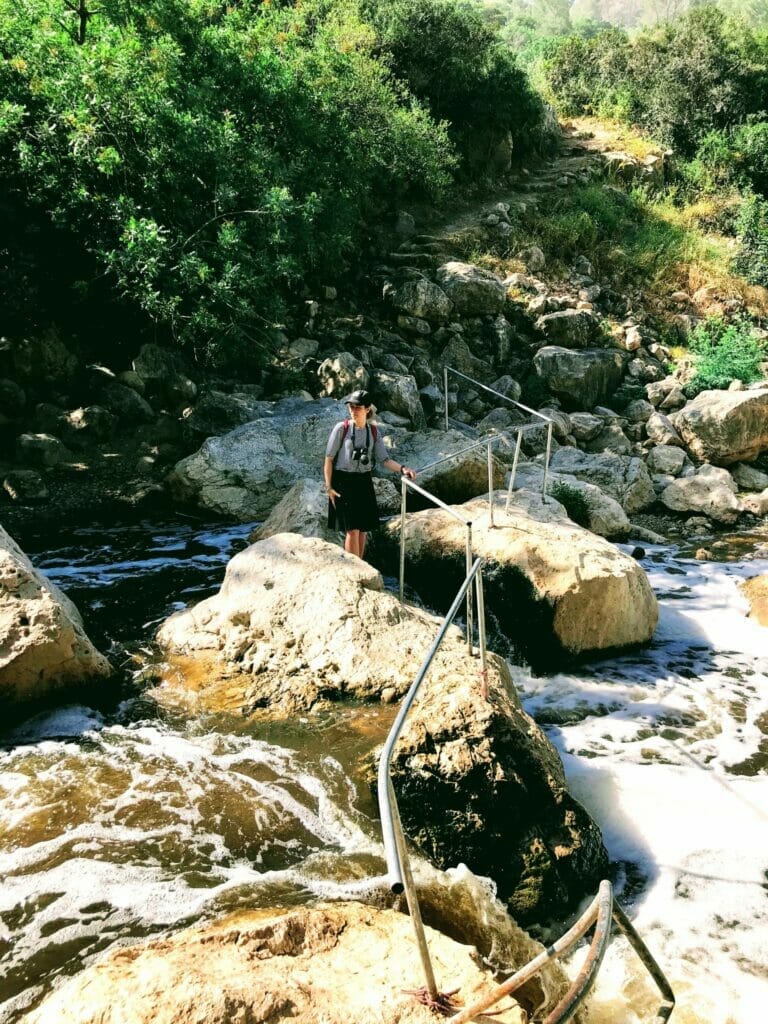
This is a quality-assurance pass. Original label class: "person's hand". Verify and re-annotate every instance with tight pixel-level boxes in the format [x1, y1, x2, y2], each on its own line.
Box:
[327, 486, 341, 505]
[401, 466, 416, 480]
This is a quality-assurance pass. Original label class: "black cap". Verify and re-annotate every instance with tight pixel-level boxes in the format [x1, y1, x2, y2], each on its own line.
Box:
[343, 388, 372, 407]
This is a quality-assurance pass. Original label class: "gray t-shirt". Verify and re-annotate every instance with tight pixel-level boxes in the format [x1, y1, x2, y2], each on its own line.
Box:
[326, 420, 389, 473]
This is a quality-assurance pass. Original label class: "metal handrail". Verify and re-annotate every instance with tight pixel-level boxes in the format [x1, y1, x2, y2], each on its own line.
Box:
[449, 878, 675, 1024]
[398, 476, 475, 646]
[443, 365, 554, 502]
[377, 560, 674, 1020]
[378, 558, 488, 1000]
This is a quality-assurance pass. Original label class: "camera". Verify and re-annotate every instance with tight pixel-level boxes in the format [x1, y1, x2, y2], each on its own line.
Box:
[352, 446, 369, 465]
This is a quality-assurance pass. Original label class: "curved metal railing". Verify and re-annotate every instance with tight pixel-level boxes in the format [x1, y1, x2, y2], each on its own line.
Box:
[443, 365, 555, 507]
[378, 558, 488, 1000]
[377, 561, 676, 1023]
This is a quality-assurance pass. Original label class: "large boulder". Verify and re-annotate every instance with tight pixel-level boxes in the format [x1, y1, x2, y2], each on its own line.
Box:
[0, 525, 111, 704]
[511, 465, 630, 540]
[534, 309, 601, 348]
[660, 464, 743, 523]
[317, 352, 369, 399]
[435, 261, 506, 315]
[371, 370, 426, 429]
[23, 902, 565, 1024]
[674, 389, 768, 465]
[389, 634, 609, 925]
[181, 388, 271, 438]
[388, 277, 453, 321]
[379, 491, 658, 668]
[168, 398, 344, 520]
[549, 449, 656, 513]
[392, 428, 505, 507]
[156, 534, 608, 921]
[533, 347, 626, 410]
[250, 477, 399, 545]
[740, 575, 768, 627]
[156, 534, 501, 714]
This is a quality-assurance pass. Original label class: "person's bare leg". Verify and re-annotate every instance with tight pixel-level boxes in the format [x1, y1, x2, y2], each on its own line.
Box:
[345, 530, 361, 557]
[358, 532, 367, 560]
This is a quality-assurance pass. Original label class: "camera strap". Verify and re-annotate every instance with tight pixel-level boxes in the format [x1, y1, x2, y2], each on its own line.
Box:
[335, 420, 376, 467]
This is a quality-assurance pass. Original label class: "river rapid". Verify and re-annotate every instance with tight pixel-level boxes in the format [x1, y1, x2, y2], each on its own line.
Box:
[1, 515, 766, 1023]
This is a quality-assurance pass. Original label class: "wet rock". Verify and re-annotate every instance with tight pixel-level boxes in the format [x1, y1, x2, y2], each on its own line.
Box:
[381, 491, 657, 665]
[23, 902, 557, 1024]
[156, 534, 607, 924]
[675, 389, 768, 465]
[0, 525, 111, 704]
[157, 534, 510, 715]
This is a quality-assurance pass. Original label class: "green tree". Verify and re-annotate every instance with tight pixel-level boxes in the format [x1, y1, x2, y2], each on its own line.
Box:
[0, 0, 456, 366]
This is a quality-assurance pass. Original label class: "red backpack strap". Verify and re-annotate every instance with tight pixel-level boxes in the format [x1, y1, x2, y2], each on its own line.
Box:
[371, 423, 378, 442]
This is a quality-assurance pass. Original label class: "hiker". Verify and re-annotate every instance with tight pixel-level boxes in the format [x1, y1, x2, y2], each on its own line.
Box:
[324, 389, 416, 559]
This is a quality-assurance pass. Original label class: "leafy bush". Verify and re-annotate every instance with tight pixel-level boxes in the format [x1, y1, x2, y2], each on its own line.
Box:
[364, 0, 546, 163]
[684, 316, 766, 396]
[733, 192, 768, 286]
[544, 7, 768, 156]
[0, 0, 457, 367]
[549, 480, 591, 527]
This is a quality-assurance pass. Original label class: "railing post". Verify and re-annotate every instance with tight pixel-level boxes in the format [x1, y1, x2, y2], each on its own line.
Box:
[399, 475, 407, 604]
[443, 365, 449, 432]
[389, 779, 438, 998]
[487, 440, 494, 529]
[506, 428, 524, 513]
[465, 523, 473, 650]
[543, 421, 553, 497]
[476, 569, 488, 698]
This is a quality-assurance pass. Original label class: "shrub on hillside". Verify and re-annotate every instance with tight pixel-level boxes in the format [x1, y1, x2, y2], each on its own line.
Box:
[364, 0, 546, 164]
[733, 193, 768, 287]
[545, 7, 768, 155]
[683, 316, 766, 396]
[0, 0, 456, 367]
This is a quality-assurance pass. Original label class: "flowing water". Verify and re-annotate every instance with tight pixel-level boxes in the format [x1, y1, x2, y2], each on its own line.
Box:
[1, 515, 767, 1022]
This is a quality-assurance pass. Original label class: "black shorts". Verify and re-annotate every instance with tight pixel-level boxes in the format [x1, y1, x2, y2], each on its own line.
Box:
[328, 470, 379, 533]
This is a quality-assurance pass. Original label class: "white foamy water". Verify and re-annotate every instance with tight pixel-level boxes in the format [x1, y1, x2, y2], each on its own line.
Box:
[4, 518, 767, 1023]
[0, 712, 386, 1020]
[512, 542, 768, 1024]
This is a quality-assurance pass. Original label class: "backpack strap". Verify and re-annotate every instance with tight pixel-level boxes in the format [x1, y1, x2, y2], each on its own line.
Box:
[333, 419, 350, 468]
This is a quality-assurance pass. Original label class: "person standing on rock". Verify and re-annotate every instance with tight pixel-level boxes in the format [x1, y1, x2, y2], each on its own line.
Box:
[324, 389, 416, 560]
